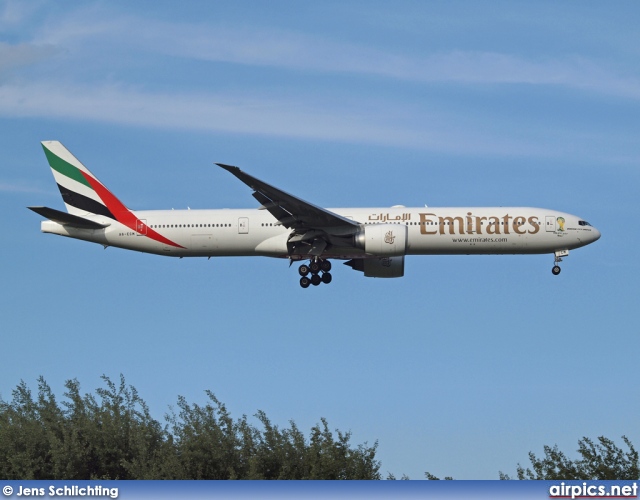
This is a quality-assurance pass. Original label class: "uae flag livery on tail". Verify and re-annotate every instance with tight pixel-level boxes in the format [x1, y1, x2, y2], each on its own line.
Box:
[43, 141, 118, 219]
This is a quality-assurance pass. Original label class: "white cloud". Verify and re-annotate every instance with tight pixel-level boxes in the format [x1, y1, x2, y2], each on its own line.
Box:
[1, 4, 636, 164]
[0, 80, 540, 156]
[5, 79, 636, 165]
[0, 0, 44, 27]
[162, 28, 640, 97]
[32, 9, 640, 100]
[0, 81, 420, 142]
[0, 181, 48, 194]
[0, 42, 57, 74]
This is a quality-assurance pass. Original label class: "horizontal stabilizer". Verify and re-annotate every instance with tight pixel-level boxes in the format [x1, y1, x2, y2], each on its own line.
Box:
[27, 206, 109, 230]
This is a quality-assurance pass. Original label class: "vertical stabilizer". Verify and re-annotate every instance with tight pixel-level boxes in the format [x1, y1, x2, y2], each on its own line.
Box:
[41, 140, 123, 219]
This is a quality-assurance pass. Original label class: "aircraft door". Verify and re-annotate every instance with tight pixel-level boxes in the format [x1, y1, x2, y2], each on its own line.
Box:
[136, 219, 147, 235]
[545, 216, 555, 232]
[238, 217, 249, 234]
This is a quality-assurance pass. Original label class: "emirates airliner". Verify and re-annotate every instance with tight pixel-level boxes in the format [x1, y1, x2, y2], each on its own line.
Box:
[29, 141, 601, 288]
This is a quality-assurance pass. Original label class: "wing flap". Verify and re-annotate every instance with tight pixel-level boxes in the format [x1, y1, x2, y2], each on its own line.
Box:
[252, 190, 297, 224]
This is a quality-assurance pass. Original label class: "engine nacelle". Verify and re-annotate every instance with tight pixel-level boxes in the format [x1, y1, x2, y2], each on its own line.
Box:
[345, 256, 405, 278]
[354, 223, 407, 256]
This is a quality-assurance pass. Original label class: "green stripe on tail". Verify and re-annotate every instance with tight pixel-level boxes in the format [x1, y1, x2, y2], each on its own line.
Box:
[42, 145, 92, 189]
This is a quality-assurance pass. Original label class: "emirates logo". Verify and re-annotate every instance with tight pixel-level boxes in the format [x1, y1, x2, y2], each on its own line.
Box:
[384, 231, 395, 244]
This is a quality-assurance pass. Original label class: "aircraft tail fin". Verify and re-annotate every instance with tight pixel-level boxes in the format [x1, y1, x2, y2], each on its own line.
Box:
[41, 140, 126, 221]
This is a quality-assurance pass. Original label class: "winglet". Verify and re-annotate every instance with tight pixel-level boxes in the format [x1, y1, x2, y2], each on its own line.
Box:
[216, 163, 260, 191]
[216, 163, 241, 174]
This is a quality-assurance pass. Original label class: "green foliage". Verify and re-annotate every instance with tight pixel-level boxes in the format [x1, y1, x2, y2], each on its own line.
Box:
[164, 393, 380, 480]
[500, 436, 639, 480]
[386, 472, 410, 480]
[0, 375, 167, 480]
[424, 472, 453, 480]
[0, 376, 380, 480]
[426, 436, 637, 481]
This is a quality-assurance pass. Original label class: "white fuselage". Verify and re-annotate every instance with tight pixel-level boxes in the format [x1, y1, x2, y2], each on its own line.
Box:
[41, 206, 601, 259]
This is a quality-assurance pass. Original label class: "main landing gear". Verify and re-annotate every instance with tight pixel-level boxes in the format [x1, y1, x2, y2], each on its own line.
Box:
[299, 258, 332, 288]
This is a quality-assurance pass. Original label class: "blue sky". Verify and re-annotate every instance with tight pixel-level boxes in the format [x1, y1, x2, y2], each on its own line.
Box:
[1, 1, 638, 479]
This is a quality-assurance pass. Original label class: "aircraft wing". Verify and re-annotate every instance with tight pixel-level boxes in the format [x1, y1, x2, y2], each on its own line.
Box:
[216, 164, 359, 236]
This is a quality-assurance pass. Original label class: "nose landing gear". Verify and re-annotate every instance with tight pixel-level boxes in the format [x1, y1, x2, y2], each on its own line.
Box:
[298, 258, 332, 288]
[551, 249, 569, 276]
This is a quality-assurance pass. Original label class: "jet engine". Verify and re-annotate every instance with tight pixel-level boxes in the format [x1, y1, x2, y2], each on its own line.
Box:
[354, 223, 407, 256]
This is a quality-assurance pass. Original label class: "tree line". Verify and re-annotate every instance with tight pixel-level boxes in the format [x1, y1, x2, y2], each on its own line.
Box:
[0, 375, 636, 480]
[0, 375, 379, 479]
[426, 435, 638, 480]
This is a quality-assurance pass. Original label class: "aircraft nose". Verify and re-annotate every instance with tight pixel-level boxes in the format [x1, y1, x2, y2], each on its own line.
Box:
[576, 221, 600, 246]
[593, 227, 601, 241]
[589, 226, 601, 243]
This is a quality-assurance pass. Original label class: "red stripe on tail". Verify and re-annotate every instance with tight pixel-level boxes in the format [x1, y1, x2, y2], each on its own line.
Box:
[81, 172, 185, 249]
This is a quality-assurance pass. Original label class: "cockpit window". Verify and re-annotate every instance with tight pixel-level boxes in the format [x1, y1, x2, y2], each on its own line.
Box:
[578, 220, 592, 226]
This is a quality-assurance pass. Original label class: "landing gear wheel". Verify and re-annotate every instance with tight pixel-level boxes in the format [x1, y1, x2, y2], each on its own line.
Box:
[321, 272, 332, 284]
[298, 264, 310, 277]
[320, 260, 332, 272]
[311, 274, 322, 286]
[309, 261, 321, 274]
[552, 265, 561, 275]
[300, 276, 311, 288]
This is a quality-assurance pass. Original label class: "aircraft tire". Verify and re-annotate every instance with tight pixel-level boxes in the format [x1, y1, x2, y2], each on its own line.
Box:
[552, 265, 561, 275]
[320, 259, 332, 272]
[300, 276, 311, 288]
[311, 274, 322, 286]
[321, 272, 332, 284]
[299, 264, 310, 277]
[310, 261, 321, 274]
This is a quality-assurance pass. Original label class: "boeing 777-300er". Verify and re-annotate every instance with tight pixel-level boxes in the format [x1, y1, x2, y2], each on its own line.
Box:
[29, 141, 601, 288]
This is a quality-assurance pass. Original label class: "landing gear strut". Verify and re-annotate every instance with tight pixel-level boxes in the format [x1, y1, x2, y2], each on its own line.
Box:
[298, 258, 332, 288]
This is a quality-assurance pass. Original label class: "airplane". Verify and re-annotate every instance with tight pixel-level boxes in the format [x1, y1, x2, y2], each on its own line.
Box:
[29, 141, 601, 288]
